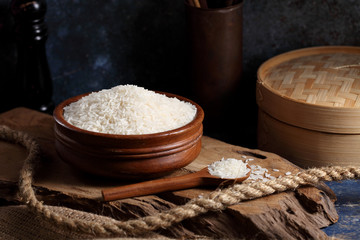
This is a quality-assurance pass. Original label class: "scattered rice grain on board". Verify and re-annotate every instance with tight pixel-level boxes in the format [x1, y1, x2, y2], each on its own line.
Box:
[247, 165, 277, 182]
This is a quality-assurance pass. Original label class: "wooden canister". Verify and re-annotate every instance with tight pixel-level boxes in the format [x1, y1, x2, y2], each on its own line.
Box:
[256, 46, 360, 167]
[185, 2, 243, 136]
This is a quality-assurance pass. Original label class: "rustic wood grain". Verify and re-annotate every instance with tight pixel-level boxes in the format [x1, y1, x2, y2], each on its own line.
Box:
[0, 108, 338, 239]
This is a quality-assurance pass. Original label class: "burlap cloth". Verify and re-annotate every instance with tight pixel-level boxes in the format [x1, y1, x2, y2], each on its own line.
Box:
[0, 205, 170, 240]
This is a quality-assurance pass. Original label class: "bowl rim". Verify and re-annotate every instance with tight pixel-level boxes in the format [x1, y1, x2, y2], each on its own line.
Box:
[53, 91, 204, 139]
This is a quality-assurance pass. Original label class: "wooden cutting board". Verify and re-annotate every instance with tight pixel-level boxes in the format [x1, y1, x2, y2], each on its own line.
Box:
[0, 108, 338, 239]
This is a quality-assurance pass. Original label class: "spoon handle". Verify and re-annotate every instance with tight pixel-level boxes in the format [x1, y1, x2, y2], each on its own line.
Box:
[102, 171, 206, 201]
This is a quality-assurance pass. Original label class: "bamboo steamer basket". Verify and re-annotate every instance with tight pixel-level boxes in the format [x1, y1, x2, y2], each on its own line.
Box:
[256, 46, 360, 167]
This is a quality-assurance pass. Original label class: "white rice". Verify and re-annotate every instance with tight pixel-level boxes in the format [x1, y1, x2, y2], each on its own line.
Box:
[63, 85, 197, 135]
[208, 158, 250, 179]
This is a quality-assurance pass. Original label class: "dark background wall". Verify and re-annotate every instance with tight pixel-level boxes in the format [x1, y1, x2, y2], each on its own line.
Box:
[1, 0, 359, 148]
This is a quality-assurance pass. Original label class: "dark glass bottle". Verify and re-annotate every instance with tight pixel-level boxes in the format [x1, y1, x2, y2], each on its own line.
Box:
[11, 0, 54, 113]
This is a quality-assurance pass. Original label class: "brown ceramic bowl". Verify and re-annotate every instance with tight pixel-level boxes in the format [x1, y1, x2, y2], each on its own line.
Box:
[53, 91, 204, 179]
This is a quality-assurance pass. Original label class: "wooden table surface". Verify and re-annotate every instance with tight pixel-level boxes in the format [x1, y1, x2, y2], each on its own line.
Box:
[0, 107, 358, 239]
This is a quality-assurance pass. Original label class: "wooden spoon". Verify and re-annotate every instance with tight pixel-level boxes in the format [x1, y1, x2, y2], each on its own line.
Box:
[102, 166, 250, 201]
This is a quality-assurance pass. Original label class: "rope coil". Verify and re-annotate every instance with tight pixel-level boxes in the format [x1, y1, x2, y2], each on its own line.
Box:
[1, 125, 359, 237]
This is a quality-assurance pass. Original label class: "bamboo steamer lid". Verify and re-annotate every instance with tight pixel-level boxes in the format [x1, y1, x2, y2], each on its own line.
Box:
[257, 46, 360, 134]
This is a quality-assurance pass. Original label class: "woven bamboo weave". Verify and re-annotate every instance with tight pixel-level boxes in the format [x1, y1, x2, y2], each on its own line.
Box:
[263, 52, 360, 107]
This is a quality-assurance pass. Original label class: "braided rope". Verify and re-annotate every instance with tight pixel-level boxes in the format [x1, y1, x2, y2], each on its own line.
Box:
[1, 125, 359, 237]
